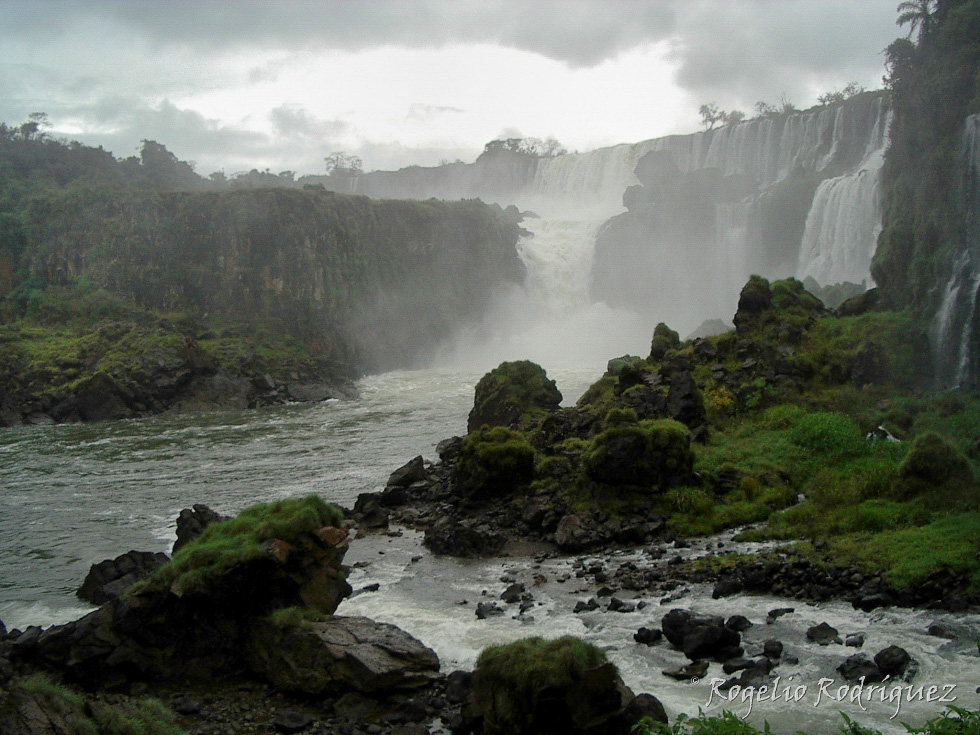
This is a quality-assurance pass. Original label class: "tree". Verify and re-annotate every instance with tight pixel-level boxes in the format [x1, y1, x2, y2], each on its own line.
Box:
[897, 0, 937, 41]
[18, 112, 50, 141]
[699, 103, 722, 129]
[817, 82, 865, 106]
[324, 152, 363, 176]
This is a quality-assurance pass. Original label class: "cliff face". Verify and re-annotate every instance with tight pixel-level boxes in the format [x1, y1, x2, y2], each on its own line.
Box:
[590, 93, 890, 324]
[20, 187, 525, 371]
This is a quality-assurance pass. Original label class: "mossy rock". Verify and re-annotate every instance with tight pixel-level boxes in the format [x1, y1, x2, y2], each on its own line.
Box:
[453, 425, 536, 497]
[472, 636, 626, 735]
[896, 431, 974, 498]
[733, 275, 772, 330]
[649, 322, 680, 360]
[583, 418, 693, 489]
[467, 360, 562, 433]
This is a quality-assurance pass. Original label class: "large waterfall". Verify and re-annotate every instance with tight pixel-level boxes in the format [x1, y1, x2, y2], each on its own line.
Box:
[932, 114, 980, 389]
[354, 93, 891, 365]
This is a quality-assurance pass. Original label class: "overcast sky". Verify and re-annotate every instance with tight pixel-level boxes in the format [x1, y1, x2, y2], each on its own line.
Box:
[0, 1, 902, 177]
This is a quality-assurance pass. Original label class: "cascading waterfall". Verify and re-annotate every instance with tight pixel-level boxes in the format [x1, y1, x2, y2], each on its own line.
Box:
[357, 94, 891, 362]
[931, 114, 980, 389]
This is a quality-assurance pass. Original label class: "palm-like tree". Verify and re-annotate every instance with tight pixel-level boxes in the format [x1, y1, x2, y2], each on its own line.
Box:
[896, 0, 937, 41]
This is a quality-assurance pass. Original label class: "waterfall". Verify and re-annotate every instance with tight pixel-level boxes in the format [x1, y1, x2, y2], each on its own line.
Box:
[352, 94, 892, 364]
[931, 115, 980, 388]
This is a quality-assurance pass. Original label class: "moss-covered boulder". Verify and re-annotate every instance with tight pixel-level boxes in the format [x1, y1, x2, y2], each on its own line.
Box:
[471, 636, 657, 735]
[453, 426, 536, 497]
[732, 275, 772, 331]
[650, 322, 680, 360]
[896, 432, 974, 498]
[467, 360, 562, 433]
[583, 415, 693, 489]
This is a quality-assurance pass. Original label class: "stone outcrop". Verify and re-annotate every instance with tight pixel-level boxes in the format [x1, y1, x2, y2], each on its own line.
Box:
[248, 615, 440, 695]
[76, 550, 170, 606]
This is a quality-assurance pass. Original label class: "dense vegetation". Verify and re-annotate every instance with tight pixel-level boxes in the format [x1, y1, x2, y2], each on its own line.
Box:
[0, 124, 525, 422]
[873, 0, 980, 314]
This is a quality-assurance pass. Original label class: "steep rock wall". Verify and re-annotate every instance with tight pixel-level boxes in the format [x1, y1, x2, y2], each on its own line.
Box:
[21, 187, 525, 372]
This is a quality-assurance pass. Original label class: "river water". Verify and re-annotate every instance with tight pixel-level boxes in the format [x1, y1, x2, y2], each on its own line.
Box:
[2, 367, 979, 734]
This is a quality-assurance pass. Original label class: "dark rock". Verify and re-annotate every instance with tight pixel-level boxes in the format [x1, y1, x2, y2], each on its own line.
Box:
[722, 657, 755, 675]
[762, 639, 783, 659]
[77, 550, 170, 605]
[662, 608, 741, 662]
[388, 456, 426, 488]
[475, 602, 504, 620]
[927, 624, 957, 639]
[501, 583, 525, 604]
[436, 436, 463, 463]
[621, 693, 668, 729]
[423, 518, 505, 558]
[845, 633, 865, 648]
[852, 590, 892, 612]
[874, 646, 911, 677]
[766, 607, 794, 623]
[173, 503, 227, 554]
[354, 493, 390, 529]
[725, 615, 752, 632]
[662, 660, 708, 680]
[574, 599, 600, 614]
[249, 615, 440, 695]
[633, 627, 662, 646]
[68, 372, 134, 422]
[446, 670, 473, 704]
[806, 622, 841, 646]
[274, 710, 315, 733]
[712, 575, 743, 599]
[838, 653, 884, 683]
[666, 371, 706, 428]
[607, 597, 635, 613]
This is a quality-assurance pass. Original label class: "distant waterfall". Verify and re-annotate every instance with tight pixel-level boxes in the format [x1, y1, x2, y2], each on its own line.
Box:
[932, 115, 980, 388]
[352, 93, 892, 362]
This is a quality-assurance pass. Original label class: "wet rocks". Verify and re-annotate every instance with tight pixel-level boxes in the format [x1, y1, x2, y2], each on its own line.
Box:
[76, 550, 170, 605]
[173, 504, 227, 554]
[661, 608, 742, 662]
[634, 627, 662, 646]
[806, 622, 841, 646]
[874, 645, 911, 677]
[423, 518, 505, 558]
[248, 615, 440, 695]
[837, 653, 886, 683]
[662, 660, 708, 681]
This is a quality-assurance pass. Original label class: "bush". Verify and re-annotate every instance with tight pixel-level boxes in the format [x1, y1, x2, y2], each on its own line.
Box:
[472, 636, 611, 735]
[897, 431, 974, 498]
[454, 425, 536, 496]
[584, 418, 693, 488]
[789, 411, 867, 459]
[650, 322, 680, 360]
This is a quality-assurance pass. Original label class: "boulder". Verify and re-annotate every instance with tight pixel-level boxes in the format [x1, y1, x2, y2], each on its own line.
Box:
[666, 371, 706, 428]
[661, 609, 741, 662]
[838, 653, 884, 683]
[874, 646, 911, 677]
[387, 456, 426, 488]
[467, 361, 562, 433]
[76, 550, 170, 605]
[353, 493, 390, 529]
[806, 622, 841, 646]
[248, 615, 440, 695]
[68, 373, 134, 422]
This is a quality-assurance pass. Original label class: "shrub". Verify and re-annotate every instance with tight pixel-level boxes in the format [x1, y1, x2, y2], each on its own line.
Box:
[137, 495, 344, 596]
[650, 322, 680, 360]
[789, 411, 867, 459]
[584, 418, 693, 488]
[896, 431, 974, 498]
[454, 425, 536, 496]
[472, 636, 611, 735]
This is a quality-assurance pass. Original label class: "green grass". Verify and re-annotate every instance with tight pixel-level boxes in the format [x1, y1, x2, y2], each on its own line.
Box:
[134, 495, 344, 597]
